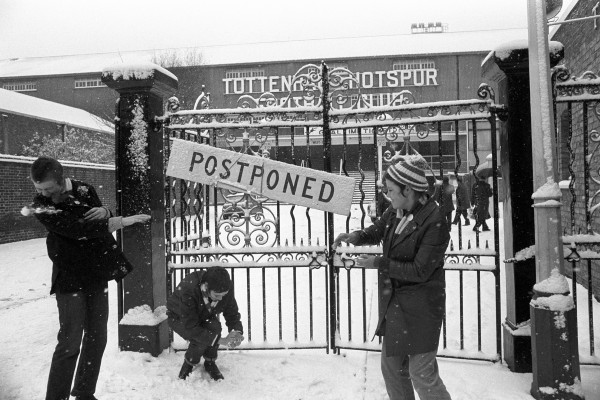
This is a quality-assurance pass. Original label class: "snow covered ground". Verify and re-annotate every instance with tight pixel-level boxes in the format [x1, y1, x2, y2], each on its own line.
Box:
[1, 231, 599, 399]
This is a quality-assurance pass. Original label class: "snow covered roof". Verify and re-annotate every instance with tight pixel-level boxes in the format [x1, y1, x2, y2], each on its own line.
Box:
[0, 88, 114, 134]
[0, 28, 528, 78]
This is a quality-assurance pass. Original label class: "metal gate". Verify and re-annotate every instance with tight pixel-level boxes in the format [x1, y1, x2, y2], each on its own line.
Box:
[162, 62, 504, 361]
[554, 67, 600, 365]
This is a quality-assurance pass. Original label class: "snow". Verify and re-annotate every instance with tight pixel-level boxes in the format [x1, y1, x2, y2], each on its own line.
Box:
[531, 295, 575, 312]
[0, 154, 114, 170]
[0, 88, 113, 134]
[119, 305, 167, 326]
[513, 245, 536, 262]
[506, 320, 531, 337]
[494, 39, 529, 60]
[533, 268, 570, 294]
[127, 100, 149, 179]
[101, 62, 178, 82]
[493, 39, 563, 61]
[1, 211, 599, 398]
[0, 29, 528, 78]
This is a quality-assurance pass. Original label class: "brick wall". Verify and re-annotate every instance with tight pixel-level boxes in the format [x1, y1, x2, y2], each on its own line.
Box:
[553, 0, 600, 297]
[0, 155, 115, 244]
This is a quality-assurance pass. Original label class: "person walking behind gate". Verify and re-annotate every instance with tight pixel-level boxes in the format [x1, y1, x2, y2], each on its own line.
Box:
[27, 156, 150, 400]
[451, 176, 470, 226]
[167, 266, 244, 381]
[471, 176, 492, 232]
[433, 176, 454, 231]
[333, 156, 452, 400]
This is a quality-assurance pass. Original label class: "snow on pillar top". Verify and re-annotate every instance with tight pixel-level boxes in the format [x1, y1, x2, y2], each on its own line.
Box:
[101, 62, 178, 97]
[530, 269, 574, 311]
[481, 39, 564, 77]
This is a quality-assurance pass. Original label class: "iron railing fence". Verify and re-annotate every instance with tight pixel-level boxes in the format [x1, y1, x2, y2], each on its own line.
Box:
[161, 62, 504, 361]
[554, 68, 600, 366]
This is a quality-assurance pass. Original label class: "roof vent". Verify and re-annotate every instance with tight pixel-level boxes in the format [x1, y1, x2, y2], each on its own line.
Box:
[411, 22, 448, 34]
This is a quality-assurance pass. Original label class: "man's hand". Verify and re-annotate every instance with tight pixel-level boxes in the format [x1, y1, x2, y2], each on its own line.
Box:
[84, 207, 109, 221]
[220, 330, 244, 348]
[332, 232, 360, 249]
[122, 214, 151, 227]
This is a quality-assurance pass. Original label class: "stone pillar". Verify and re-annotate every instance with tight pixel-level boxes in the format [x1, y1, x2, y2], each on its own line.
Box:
[482, 43, 563, 372]
[102, 63, 178, 356]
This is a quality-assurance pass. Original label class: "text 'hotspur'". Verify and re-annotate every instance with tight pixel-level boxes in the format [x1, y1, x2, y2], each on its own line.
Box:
[166, 139, 355, 216]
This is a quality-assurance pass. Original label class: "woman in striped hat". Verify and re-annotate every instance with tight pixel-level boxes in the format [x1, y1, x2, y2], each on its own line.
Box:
[334, 156, 452, 400]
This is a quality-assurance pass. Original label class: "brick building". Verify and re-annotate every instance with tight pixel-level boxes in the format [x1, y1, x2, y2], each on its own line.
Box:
[0, 155, 115, 244]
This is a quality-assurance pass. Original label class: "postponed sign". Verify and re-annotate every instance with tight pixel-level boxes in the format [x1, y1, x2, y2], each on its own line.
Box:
[166, 139, 355, 216]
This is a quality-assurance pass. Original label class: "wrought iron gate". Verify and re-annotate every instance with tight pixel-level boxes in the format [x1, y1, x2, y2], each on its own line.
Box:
[162, 62, 504, 361]
[554, 67, 600, 365]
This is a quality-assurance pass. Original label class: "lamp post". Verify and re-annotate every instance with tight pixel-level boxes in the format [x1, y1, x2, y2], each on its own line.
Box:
[527, 1, 583, 398]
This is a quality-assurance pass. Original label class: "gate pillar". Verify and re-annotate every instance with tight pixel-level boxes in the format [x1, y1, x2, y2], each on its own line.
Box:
[102, 64, 178, 356]
[482, 43, 563, 372]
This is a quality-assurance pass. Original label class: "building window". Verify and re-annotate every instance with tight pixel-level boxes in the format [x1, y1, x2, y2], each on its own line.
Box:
[3, 81, 37, 91]
[74, 78, 106, 89]
[225, 68, 265, 79]
[392, 59, 436, 70]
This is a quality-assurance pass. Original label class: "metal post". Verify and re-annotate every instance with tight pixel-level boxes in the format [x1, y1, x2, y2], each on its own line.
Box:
[528, 0, 564, 280]
[527, 1, 583, 398]
[322, 62, 335, 353]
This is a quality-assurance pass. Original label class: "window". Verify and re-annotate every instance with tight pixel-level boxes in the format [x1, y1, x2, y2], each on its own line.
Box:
[392, 59, 436, 70]
[3, 81, 37, 91]
[74, 78, 106, 89]
[225, 68, 265, 79]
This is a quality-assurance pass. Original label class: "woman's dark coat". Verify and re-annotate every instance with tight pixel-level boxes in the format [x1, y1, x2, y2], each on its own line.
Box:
[471, 180, 492, 222]
[455, 181, 470, 210]
[354, 198, 449, 357]
[32, 179, 133, 294]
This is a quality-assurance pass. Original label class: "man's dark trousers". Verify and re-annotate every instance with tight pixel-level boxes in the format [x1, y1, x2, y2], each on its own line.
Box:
[46, 285, 108, 400]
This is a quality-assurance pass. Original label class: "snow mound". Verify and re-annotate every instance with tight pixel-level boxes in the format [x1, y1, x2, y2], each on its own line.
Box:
[533, 268, 569, 294]
[119, 305, 167, 326]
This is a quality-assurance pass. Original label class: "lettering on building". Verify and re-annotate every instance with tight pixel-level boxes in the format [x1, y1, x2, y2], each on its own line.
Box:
[222, 68, 439, 96]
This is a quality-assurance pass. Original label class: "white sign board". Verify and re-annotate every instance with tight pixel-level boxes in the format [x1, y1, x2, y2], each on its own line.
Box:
[166, 139, 356, 216]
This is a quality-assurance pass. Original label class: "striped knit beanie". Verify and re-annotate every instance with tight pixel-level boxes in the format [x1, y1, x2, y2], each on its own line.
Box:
[386, 157, 429, 192]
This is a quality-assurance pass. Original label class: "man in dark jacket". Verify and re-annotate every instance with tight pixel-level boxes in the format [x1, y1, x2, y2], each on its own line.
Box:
[471, 177, 492, 232]
[167, 267, 244, 381]
[451, 175, 470, 226]
[28, 156, 149, 400]
[334, 158, 451, 400]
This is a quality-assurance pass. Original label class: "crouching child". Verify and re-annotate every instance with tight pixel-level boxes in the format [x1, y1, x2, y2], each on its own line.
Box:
[166, 266, 244, 380]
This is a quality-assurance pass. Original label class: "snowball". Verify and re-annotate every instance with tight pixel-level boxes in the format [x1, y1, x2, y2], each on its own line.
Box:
[20, 206, 34, 216]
